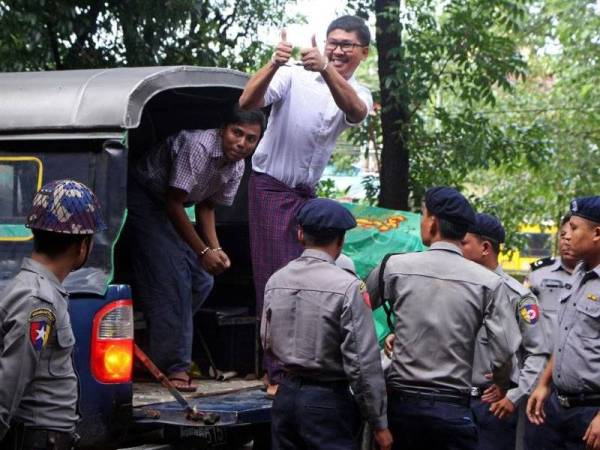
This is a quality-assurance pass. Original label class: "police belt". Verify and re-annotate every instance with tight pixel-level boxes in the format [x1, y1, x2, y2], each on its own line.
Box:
[4, 424, 76, 450]
[283, 374, 350, 391]
[556, 391, 600, 409]
[391, 387, 471, 407]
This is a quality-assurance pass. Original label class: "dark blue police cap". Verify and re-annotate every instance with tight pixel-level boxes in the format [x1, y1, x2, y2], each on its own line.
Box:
[469, 213, 505, 243]
[570, 196, 600, 224]
[425, 186, 475, 226]
[297, 198, 357, 231]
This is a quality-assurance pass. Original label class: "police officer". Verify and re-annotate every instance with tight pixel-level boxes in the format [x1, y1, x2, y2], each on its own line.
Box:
[527, 196, 600, 450]
[366, 186, 521, 450]
[461, 213, 550, 450]
[522, 213, 577, 450]
[526, 212, 577, 350]
[0, 180, 107, 450]
[261, 198, 392, 450]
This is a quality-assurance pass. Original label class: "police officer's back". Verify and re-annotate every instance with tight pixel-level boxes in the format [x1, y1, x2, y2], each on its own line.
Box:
[527, 197, 600, 449]
[0, 180, 106, 450]
[461, 213, 550, 450]
[261, 198, 392, 450]
[366, 187, 520, 450]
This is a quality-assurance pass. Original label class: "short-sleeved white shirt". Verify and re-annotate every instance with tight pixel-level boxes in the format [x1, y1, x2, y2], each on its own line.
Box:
[251, 66, 373, 188]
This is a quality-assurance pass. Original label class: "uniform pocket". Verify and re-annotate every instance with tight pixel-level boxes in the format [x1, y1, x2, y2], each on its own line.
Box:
[48, 325, 76, 377]
[575, 301, 600, 338]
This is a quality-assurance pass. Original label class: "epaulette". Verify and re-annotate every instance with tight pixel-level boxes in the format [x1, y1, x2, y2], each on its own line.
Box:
[530, 256, 555, 272]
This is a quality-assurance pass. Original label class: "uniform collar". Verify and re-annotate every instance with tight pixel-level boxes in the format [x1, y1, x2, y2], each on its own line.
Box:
[554, 257, 575, 274]
[301, 248, 336, 264]
[574, 262, 600, 285]
[493, 265, 506, 278]
[428, 241, 463, 256]
[21, 257, 68, 296]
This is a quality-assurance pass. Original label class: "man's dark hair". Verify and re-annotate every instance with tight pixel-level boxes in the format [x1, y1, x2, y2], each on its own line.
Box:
[302, 227, 345, 247]
[32, 229, 89, 258]
[327, 15, 371, 46]
[475, 234, 501, 255]
[560, 212, 572, 227]
[223, 104, 266, 135]
[439, 219, 468, 241]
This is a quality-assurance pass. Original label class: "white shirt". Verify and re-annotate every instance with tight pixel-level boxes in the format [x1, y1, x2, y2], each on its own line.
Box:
[251, 66, 373, 188]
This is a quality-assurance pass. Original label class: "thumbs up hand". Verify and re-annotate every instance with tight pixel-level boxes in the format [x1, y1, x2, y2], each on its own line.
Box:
[300, 34, 328, 73]
[271, 29, 293, 67]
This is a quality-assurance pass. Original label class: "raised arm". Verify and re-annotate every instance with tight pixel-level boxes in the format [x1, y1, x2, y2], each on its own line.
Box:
[239, 30, 292, 110]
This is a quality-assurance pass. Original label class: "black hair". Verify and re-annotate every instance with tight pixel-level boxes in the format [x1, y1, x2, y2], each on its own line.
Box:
[474, 234, 501, 255]
[326, 15, 371, 46]
[223, 104, 266, 136]
[439, 219, 468, 241]
[32, 229, 90, 258]
[302, 227, 345, 247]
[560, 212, 572, 227]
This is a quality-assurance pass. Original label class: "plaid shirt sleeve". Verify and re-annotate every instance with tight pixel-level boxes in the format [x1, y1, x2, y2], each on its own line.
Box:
[209, 162, 245, 206]
[168, 131, 211, 194]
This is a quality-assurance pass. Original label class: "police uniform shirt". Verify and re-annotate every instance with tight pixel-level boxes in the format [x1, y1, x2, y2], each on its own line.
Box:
[472, 266, 549, 404]
[367, 242, 521, 393]
[0, 258, 78, 439]
[553, 263, 600, 393]
[261, 249, 387, 429]
[526, 258, 573, 352]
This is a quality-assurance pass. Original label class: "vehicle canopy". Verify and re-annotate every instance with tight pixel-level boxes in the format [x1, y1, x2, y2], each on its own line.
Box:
[0, 66, 248, 295]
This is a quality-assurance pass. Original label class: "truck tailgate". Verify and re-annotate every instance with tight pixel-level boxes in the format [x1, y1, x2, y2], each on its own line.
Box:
[132, 379, 271, 427]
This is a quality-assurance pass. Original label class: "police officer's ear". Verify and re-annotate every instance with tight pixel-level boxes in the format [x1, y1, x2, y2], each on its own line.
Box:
[297, 227, 306, 246]
[592, 223, 600, 245]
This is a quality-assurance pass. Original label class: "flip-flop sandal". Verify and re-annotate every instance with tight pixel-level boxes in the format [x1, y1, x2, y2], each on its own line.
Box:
[168, 376, 198, 393]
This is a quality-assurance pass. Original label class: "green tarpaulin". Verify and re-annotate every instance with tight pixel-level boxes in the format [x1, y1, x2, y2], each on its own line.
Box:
[341, 203, 427, 345]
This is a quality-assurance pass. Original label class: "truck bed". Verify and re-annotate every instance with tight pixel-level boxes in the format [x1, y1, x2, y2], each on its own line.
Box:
[133, 378, 264, 406]
[132, 379, 271, 429]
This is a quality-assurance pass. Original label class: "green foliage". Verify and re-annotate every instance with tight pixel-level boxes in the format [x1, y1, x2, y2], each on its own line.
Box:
[0, 0, 295, 71]
[361, 175, 380, 206]
[330, 153, 357, 174]
[347, 0, 548, 209]
[316, 178, 351, 199]
[347, 0, 600, 248]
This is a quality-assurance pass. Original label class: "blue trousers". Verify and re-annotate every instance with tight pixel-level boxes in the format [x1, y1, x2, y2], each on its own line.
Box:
[271, 377, 361, 450]
[524, 391, 598, 450]
[470, 398, 517, 450]
[127, 178, 213, 375]
[388, 392, 478, 450]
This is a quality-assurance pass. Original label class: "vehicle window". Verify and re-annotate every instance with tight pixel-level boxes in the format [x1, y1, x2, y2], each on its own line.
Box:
[520, 232, 552, 258]
[0, 157, 43, 241]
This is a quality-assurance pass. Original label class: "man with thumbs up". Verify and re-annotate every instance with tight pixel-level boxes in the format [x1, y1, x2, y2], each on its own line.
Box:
[239, 15, 373, 395]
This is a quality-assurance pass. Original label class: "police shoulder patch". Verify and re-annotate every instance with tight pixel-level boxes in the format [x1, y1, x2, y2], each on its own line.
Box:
[29, 307, 55, 351]
[530, 257, 555, 272]
[518, 297, 540, 325]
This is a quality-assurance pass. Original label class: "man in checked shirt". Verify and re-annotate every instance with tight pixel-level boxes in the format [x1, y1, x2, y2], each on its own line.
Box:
[127, 106, 265, 391]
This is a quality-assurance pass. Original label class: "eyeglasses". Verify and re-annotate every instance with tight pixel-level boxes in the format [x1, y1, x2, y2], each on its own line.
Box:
[324, 40, 368, 53]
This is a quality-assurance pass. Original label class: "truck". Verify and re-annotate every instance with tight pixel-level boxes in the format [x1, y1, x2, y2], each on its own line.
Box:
[0, 66, 271, 449]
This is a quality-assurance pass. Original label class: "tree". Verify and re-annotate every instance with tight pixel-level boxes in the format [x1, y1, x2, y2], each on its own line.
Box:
[0, 0, 294, 71]
[347, 0, 547, 210]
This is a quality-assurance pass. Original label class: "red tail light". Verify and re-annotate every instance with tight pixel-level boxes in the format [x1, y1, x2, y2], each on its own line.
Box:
[91, 300, 133, 383]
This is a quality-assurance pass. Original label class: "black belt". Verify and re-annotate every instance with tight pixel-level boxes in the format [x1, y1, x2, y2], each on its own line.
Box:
[284, 374, 350, 391]
[3, 424, 76, 450]
[556, 391, 600, 408]
[391, 387, 471, 407]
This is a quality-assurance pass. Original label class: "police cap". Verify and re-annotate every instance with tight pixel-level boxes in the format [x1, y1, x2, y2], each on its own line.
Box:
[297, 198, 357, 232]
[570, 196, 600, 224]
[425, 186, 475, 227]
[469, 213, 505, 243]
